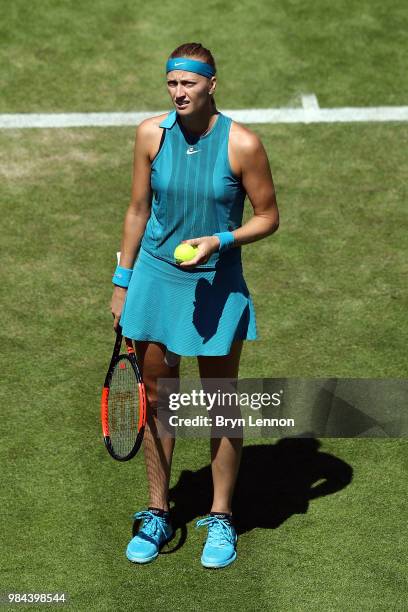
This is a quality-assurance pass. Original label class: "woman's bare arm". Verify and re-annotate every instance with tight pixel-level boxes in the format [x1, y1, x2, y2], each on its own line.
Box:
[111, 119, 156, 326]
[232, 128, 279, 245]
[117, 120, 156, 268]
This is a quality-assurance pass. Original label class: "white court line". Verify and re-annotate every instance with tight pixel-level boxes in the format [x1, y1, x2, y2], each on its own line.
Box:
[301, 94, 320, 111]
[1, 95, 408, 128]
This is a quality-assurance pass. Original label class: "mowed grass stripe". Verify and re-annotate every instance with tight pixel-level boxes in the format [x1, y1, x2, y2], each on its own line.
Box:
[1, 123, 407, 376]
[1, 0, 408, 113]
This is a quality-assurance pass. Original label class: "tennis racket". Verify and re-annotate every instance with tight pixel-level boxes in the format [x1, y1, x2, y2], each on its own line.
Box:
[101, 325, 146, 461]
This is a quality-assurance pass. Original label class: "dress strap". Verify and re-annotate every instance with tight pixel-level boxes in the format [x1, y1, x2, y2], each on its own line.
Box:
[159, 111, 177, 129]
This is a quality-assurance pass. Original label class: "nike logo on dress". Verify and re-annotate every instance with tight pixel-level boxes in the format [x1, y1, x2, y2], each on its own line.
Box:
[186, 148, 201, 155]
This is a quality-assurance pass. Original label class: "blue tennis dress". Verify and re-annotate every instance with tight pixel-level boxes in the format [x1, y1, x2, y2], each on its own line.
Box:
[119, 110, 257, 356]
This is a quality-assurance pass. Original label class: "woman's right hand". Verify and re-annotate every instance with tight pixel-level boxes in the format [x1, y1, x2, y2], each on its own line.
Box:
[111, 286, 128, 330]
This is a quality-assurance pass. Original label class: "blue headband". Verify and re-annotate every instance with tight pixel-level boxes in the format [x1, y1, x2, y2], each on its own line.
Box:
[166, 57, 215, 78]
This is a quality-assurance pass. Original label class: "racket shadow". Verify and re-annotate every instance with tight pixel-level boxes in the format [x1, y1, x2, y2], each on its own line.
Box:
[168, 437, 353, 538]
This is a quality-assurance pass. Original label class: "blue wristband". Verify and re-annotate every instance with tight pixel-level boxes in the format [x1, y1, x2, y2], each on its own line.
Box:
[112, 265, 133, 288]
[213, 232, 235, 253]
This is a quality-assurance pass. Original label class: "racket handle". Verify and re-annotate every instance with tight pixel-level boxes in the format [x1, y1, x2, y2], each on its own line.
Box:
[112, 324, 123, 354]
[125, 336, 135, 354]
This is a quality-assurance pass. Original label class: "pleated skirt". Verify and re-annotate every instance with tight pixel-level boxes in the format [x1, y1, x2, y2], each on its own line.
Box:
[119, 247, 257, 356]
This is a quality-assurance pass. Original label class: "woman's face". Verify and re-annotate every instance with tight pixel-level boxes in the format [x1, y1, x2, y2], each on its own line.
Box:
[166, 65, 216, 114]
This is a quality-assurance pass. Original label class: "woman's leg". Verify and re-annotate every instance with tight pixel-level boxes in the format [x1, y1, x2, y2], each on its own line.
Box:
[197, 341, 243, 514]
[135, 341, 180, 512]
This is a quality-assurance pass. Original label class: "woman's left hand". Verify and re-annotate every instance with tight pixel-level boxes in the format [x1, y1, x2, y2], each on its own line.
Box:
[178, 236, 220, 268]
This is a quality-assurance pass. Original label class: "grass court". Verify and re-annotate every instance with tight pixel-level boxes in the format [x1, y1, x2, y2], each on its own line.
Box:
[1, 1, 407, 610]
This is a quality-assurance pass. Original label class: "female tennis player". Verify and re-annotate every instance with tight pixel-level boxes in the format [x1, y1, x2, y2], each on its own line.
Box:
[110, 42, 279, 568]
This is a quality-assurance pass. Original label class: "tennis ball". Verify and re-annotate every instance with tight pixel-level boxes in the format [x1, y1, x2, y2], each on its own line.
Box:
[174, 243, 198, 263]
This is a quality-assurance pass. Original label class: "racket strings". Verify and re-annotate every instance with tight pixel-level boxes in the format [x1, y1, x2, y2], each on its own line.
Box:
[109, 357, 141, 457]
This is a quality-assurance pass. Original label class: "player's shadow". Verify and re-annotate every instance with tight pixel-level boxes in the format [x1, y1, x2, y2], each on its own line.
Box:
[192, 270, 251, 343]
[168, 437, 353, 540]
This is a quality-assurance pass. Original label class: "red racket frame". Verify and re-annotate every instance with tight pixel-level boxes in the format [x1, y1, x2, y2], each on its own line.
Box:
[101, 327, 147, 461]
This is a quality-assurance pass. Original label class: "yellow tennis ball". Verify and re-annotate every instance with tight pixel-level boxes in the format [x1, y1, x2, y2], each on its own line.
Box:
[174, 243, 198, 263]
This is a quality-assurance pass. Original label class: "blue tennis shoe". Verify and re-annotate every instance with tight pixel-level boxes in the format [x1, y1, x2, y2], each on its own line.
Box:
[196, 513, 237, 568]
[126, 508, 173, 564]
